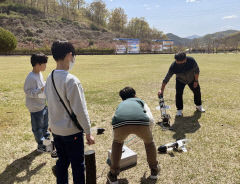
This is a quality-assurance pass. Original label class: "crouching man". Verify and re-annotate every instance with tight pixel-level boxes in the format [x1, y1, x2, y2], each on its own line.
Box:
[158, 52, 205, 116]
[107, 87, 159, 184]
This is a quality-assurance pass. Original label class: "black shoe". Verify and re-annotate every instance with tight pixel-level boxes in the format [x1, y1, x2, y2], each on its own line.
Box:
[51, 150, 58, 158]
[149, 165, 160, 180]
[107, 172, 118, 184]
[37, 145, 47, 153]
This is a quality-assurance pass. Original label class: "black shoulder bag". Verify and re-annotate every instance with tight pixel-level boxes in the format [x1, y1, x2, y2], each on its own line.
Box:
[51, 70, 83, 131]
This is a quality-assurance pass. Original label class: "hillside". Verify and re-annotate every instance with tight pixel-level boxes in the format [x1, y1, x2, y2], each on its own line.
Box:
[0, 3, 121, 49]
[0, 16, 117, 49]
[196, 30, 239, 45]
[220, 31, 240, 47]
[167, 30, 239, 47]
[0, 2, 167, 51]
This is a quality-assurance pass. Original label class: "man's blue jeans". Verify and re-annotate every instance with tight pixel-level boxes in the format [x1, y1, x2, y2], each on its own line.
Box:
[30, 106, 49, 147]
[53, 132, 85, 184]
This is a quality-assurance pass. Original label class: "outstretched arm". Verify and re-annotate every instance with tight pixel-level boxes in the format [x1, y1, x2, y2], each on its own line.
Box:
[158, 82, 167, 97]
[158, 66, 174, 97]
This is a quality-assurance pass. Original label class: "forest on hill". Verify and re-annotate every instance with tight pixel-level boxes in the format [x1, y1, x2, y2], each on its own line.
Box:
[0, 0, 167, 52]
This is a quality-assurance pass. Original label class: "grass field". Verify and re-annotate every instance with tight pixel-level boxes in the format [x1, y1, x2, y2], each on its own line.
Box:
[0, 54, 239, 184]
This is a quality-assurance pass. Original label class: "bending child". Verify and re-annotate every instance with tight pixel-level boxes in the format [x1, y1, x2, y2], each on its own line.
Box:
[107, 86, 159, 184]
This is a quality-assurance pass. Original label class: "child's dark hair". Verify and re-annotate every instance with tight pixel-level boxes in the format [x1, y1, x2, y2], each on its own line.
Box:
[175, 52, 186, 61]
[51, 40, 75, 61]
[119, 87, 136, 100]
[31, 53, 48, 67]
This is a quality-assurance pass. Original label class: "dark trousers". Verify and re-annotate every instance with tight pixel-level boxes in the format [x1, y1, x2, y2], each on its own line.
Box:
[176, 80, 202, 110]
[53, 132, 85, 184]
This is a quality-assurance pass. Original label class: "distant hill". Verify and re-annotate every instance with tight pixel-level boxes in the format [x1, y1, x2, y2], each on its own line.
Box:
[220, 31, 240, 47]
[200, 30, 238, 40]
[167, 30, 239, 47]
[185, 35, 201, 39]
[166, 33, 191, 46]
[196, 30, 239, 45]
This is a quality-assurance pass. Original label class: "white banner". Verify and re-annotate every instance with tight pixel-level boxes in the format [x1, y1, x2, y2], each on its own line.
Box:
[116, 45, 127, 54]
[127, 40, 140, 54]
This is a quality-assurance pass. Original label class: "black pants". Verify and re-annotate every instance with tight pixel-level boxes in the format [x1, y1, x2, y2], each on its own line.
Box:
[53, 132, 85, 184]
[176, 80, 202, 110]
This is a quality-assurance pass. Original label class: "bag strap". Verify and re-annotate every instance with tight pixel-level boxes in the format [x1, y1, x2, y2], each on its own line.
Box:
[51, 70, 72, 118]
[51, 70, 83, 131]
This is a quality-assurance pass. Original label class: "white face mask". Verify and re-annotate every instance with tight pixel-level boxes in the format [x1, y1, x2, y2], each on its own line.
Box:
[68, 56, 75, 71]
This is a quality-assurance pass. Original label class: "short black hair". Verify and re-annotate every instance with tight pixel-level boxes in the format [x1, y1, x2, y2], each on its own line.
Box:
[119, 87, 136, 100]
[175, 52, 186, 61]
[51, 40, 75, 61]
[31, 53, 48, 67]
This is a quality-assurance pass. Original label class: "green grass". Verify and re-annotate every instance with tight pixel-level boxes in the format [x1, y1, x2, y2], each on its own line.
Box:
[0, 54, 239, 184]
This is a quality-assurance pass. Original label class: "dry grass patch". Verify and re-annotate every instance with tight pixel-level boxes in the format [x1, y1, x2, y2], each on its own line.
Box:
[0, 54, 239, 184]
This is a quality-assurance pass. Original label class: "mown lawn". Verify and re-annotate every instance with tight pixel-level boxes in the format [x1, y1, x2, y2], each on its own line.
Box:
[0, 54, 239, 184]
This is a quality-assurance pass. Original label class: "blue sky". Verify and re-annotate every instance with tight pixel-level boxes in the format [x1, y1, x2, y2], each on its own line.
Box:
[85, 0, 240, 37]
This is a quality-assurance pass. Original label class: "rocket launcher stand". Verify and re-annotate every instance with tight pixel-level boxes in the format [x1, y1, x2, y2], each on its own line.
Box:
[157, 94, 171, 129]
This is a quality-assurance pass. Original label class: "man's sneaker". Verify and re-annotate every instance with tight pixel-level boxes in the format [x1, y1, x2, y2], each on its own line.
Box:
[37, 145, 46, 153]
[196, 105, 205, 112]
[107, 172, 118, 184]
[149, 165, 160, 180]
[176, 110, 183, 117]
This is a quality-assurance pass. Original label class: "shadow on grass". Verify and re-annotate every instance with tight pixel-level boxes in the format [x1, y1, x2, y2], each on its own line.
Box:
[140, 172, 158, 184]
[0, 150, 46, 183]
[170, 111, 202, 140]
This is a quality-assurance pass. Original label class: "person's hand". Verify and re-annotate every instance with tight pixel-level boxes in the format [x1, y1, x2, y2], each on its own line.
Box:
[158, 90, 163, 98]
[41, 86, 45, 92]
[193, 81, 198, 88]
[86, 134, 95, 145]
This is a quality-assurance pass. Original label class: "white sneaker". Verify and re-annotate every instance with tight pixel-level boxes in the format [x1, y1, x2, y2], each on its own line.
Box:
[176, 110, 183, 116]
[196, 105, 205, 112]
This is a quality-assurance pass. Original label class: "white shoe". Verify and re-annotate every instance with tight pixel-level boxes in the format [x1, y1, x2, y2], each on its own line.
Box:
[176, 110, 183, 116]
[149, 175, 158, 180]
[196, 105, 205, 112]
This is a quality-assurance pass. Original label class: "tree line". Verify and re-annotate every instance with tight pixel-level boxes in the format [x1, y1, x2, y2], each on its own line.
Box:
[189, 35, 240, 53]
[1, 0, 166, 40]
